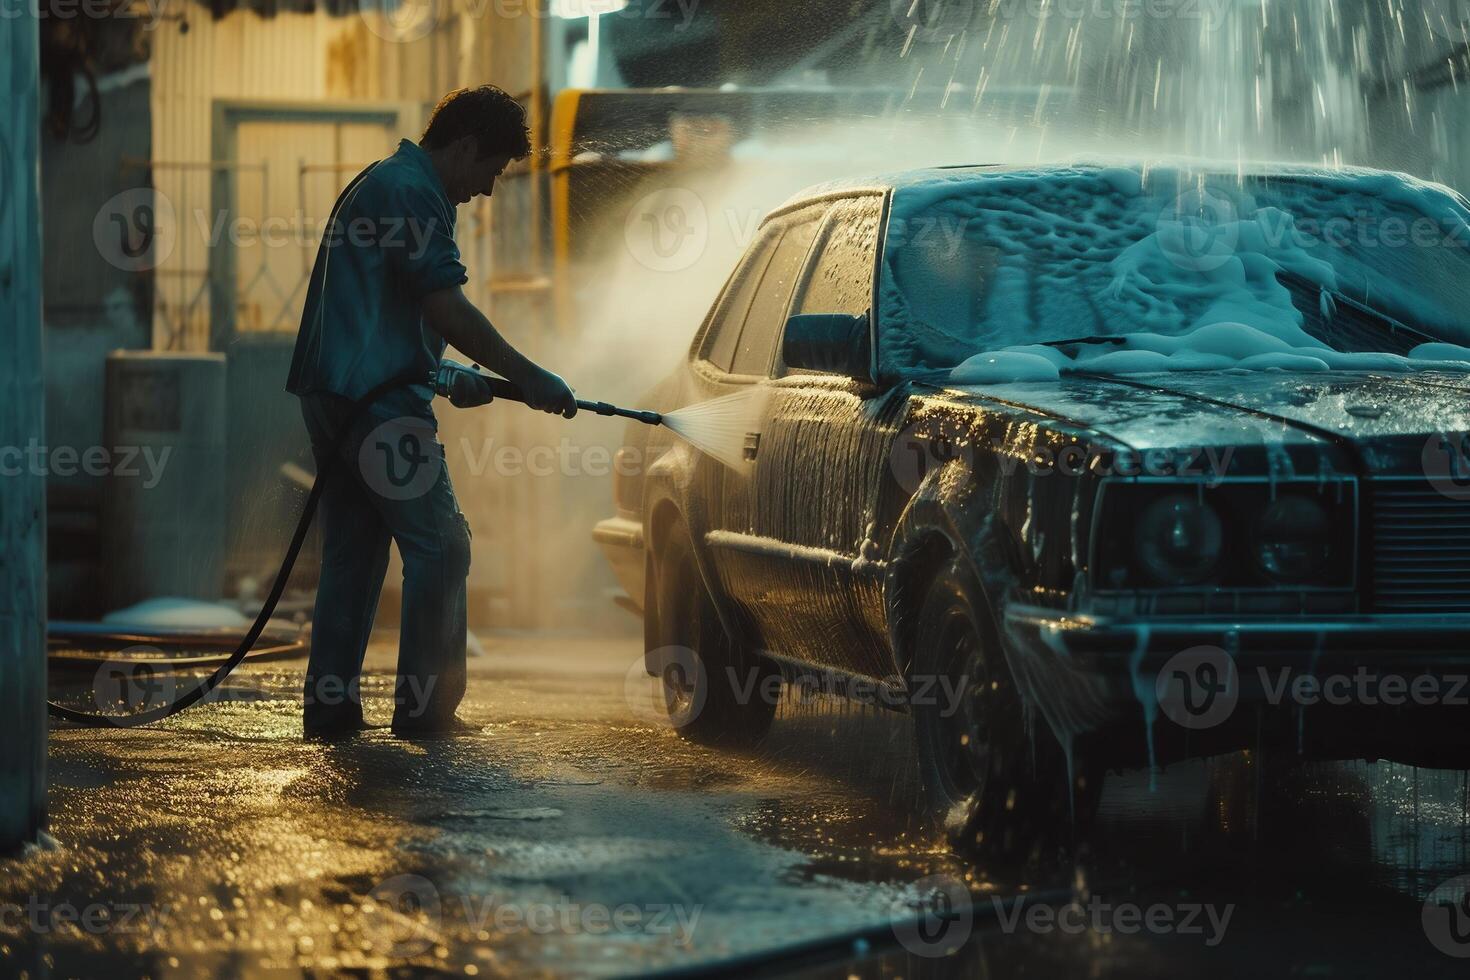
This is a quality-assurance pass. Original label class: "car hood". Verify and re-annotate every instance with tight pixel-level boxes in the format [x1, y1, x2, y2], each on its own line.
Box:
[931, 370, 1470, 475]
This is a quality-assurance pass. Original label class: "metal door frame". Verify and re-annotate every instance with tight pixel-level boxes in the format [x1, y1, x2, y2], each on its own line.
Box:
[208, 100, 404, 351]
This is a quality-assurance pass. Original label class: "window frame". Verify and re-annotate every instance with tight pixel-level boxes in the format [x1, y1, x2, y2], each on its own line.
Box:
[778, 191, 889, 378]
[727, 214, 824, 378]
[692, 225, 782, 374]
[690, 203, 827, 382]
[688, 188, 894, 385]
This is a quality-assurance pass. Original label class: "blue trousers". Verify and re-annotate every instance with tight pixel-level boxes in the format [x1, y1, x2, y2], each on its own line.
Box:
[299, 394, 470, 731]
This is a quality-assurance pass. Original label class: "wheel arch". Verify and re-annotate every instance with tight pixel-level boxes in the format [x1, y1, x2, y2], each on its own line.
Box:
[885, 474, 1020, 682]
[885, 504, 958, 682]
[641, 487, 749, 675]
[642, 493, 685, 667]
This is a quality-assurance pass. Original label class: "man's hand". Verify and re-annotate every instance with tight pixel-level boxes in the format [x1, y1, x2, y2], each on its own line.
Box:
[441, 364, 496, 408]
[520, 367, 578, 419]
[422, 286, 577, 419]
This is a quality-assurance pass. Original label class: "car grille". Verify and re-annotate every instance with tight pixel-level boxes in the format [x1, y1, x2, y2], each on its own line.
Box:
[1372, 479, 1470, 612]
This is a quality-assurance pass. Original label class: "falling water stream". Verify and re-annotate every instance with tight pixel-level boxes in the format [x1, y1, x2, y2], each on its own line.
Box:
[887, 0, 1469, 186]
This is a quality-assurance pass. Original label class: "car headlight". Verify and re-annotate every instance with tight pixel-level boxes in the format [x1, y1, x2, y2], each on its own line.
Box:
[1135, 493, 1224, 585]
[1255, 495, 1331, 582]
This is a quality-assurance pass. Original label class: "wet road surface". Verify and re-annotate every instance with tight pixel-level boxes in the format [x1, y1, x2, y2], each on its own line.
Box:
[6, 628, 1470, 977]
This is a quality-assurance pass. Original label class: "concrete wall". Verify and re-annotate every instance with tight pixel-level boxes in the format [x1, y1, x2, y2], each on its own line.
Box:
[43, 76, 153, 619]
[1, 11, 48, 852]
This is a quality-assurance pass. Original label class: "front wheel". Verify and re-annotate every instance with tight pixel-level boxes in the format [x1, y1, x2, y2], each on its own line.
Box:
[910, 559, 1100, 860]
[649, 518, 775, 746]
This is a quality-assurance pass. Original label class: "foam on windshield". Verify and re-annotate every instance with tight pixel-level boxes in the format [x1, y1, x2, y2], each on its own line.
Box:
[871, 165, 1470, 381]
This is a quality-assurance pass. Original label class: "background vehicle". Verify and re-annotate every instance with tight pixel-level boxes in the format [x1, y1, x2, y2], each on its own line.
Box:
[597, 163, 1470, 857]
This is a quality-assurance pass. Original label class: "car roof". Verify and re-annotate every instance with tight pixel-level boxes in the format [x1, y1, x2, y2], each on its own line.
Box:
[771, 161, 1470, 218]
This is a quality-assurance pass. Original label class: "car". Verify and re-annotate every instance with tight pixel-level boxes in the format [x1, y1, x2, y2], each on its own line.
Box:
[594, 163, 1470, 857]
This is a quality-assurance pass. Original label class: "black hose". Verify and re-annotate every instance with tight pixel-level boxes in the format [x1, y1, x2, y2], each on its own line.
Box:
[46, 370, 427, 728]
[46, 623, 305, 670]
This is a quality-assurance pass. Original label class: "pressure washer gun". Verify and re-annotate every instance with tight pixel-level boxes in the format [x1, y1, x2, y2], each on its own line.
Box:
[434, 359, 663, 426]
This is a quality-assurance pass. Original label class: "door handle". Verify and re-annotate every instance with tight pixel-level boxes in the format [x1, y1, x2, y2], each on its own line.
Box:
[742, 432, 760, 461]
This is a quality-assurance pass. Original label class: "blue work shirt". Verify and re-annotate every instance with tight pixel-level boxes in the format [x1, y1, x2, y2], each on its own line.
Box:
[287, 139, 468, 421]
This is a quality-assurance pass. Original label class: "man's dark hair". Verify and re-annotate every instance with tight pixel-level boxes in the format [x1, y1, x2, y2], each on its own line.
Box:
[421, 86, 532, 161]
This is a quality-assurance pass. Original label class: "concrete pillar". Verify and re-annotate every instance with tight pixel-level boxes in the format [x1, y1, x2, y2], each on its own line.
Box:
[0, 11, 47, 851]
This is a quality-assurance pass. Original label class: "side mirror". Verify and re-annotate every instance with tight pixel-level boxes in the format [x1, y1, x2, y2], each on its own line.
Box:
[782, 312, 873, 382]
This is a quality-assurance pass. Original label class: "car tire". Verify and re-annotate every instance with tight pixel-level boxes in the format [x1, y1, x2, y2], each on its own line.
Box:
[910, 558, 1100, 861]
[650, 518, 776, 746]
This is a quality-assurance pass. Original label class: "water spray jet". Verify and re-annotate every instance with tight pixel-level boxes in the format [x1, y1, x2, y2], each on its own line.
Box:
[438, 360, 765, 469]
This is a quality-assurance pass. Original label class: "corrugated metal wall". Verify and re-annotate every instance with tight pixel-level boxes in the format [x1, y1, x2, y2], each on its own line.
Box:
[148, 8, 471, 349]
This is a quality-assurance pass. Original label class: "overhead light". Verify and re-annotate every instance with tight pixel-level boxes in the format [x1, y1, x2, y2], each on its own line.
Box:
[550, 0, 628, 17]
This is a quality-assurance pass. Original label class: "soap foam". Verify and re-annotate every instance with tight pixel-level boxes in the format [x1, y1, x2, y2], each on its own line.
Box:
[871, 165, 1470, 380]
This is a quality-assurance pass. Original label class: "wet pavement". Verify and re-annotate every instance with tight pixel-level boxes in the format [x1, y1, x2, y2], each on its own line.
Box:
[6, 628, 1470, 977]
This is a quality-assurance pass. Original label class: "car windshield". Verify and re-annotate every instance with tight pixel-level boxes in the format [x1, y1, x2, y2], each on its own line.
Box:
[876, 167, 1470, 382]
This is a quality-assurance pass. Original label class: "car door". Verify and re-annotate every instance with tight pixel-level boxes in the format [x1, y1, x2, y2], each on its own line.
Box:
[696, 205, 826, 644]
[708, 193, 905, 679]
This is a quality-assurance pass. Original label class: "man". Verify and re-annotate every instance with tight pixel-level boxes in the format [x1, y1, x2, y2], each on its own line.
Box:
[286, 86, 576, 740]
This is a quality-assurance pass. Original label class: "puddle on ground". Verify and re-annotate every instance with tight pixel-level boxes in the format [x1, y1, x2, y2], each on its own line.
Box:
[441, 807, 566, 822]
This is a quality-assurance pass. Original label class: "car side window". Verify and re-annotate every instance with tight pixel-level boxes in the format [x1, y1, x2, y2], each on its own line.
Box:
[730, 216, 822, 376]
[700, 229, 780, 372]
[793, 196, 884, 318]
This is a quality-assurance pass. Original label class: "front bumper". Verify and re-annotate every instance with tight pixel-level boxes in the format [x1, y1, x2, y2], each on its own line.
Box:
[1004, 607, 1470, 672]
[1002, 606, 1470, 766]
[592, 516, 645, 614]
